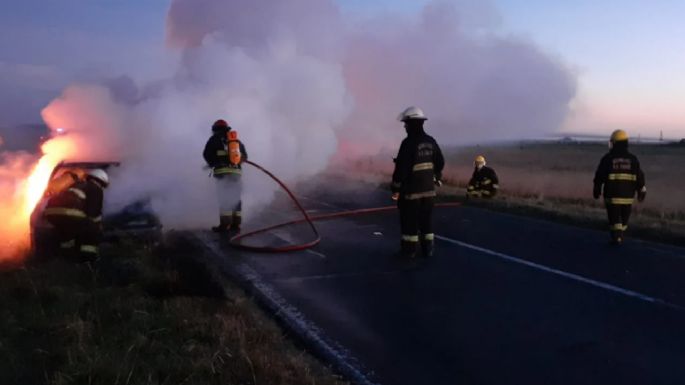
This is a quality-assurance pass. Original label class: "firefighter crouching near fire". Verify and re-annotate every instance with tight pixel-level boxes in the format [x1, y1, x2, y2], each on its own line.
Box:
[45, 169, 85, 196]
[466, 155, 499, 198]
[391, 106, 445, 258]
[203, 119, 248, 234]
[593, 129, 646, 245]
[43, 169, 109, 262]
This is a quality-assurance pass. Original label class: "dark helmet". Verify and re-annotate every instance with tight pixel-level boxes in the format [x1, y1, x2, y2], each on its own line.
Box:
[212, 119, 230, 132]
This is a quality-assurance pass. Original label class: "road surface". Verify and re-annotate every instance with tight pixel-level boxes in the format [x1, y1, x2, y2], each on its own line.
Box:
[195, 181, 685, 385]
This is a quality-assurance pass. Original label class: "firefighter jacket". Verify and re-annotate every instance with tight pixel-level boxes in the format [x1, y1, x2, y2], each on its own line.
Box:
[45, 170, 81, 197]
[44, 179, 104, 224]
[203, 132, 248, 177]
[467, 166, 499, 198]
[593, 144, 646, 205]
[391, 129, 445, 200]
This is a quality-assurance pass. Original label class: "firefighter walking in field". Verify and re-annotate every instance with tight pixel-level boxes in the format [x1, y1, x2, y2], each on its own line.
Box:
[593, 129, 647, 245]
[391, 106, 445, 258]
[43, 169, 109, 262]
[203, 119, 248, 234]
[466, 155, 499, 198]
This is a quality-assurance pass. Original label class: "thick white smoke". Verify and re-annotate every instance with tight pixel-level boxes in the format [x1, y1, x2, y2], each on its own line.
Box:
[39, 0, 576, 230]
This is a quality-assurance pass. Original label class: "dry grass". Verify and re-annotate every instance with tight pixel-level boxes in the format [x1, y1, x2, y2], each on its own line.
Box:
[0, 234, 348, 385]
[350, 141, 685, 244]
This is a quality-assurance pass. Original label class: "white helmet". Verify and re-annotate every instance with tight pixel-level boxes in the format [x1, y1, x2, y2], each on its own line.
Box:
[397, 106, 428, 122]
[87, 169, 109, 187]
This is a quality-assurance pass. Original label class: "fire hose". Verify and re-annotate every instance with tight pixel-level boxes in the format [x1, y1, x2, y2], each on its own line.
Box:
[229, 160, 461, 252]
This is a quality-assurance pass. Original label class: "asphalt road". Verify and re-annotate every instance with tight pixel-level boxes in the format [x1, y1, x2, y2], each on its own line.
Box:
[197, 181, 685, 385]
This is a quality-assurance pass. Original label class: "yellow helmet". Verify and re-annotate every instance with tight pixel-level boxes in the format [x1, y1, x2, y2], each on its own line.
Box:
[610, 129, 629, 142]
[474, 155, 486, 166]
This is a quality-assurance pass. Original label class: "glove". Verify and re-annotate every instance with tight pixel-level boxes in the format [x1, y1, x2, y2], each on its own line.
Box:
[637, 187, 646, 202]
[391, 192, 400, 201]
[593, 186, 601, 200]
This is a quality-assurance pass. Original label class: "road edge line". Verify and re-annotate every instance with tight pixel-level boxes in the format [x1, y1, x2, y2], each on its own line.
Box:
[190, 232, 380, 385]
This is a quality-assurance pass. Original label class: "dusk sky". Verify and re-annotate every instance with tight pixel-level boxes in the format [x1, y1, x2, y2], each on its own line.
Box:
[1, 0, 683, 138]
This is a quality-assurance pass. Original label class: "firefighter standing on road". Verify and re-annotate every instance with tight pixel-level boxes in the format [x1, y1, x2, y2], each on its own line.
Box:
[203, 119, 248, 234]
[593, 129, 647, 245]
[43, 169, 109, 262]
[466, 155, 499, 198]
[391, 106, 445, 258]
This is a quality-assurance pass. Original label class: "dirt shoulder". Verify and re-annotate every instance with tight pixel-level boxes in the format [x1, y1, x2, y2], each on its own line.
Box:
[0, 233, 348, 385]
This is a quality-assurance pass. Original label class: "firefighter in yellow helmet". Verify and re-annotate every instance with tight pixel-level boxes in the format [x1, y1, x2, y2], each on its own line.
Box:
[593, 130, 646, 245]
[203, 119, 248, 234]
[43, 169, 109, 262]
[466, 155, 499, 198]
[391, 106, 445, 258]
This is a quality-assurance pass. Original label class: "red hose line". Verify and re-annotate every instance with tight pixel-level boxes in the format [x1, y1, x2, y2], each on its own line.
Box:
[229, 160, 460, 252]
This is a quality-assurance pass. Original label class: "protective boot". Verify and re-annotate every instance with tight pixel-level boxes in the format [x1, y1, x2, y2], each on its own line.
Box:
[231, 211, 242, 233]
[609, 230, 622, 245]
[212, 215, 232, 233]
[76, 244, 99, 263]
[57, 239, 77, 259]
[421, 240, 434, 258]
[400, 240, 417, 258]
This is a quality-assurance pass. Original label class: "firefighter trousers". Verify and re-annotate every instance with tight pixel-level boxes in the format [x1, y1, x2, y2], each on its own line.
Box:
[605, 203, 632, 241]
[215, 174, 242, 229]
[45, 215, 101, 262]
[398, 196, 435, 255]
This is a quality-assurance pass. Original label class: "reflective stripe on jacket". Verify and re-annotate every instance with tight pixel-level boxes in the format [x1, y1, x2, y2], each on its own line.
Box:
[44, 179, 104, 221]
[391, 130, 445, 200]
[593, 145, 645, 205]
[467, 166, 499, 198]
[203, 133, 248, 178]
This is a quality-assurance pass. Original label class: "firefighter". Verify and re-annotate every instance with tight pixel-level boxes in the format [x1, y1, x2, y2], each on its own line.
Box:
[593, 129, 646, 245]
[45, 169, 84, 196]
[43, 169, 109, 262]
[466, 155, 499, 198]
[391, 106, 445, 258]
[203, 119, 248, 234]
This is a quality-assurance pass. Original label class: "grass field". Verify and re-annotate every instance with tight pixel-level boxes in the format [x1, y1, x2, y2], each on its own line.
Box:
[0, 234, 348, 385]
[351, 141, 685, 244]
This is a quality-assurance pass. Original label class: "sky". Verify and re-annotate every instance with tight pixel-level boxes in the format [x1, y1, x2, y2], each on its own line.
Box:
[1, 0, 684, 139]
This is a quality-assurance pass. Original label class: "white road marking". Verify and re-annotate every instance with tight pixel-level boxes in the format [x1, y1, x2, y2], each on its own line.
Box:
[435, 235, 684, 312]
[306, 249, 328, 259]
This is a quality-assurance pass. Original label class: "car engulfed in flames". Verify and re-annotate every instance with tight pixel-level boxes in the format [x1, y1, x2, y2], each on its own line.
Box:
[29, 161, 162, 257]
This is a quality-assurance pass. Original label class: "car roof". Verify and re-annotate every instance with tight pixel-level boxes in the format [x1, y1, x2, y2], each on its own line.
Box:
[57, 161, 121, 169]
[50, 161, 121, 179]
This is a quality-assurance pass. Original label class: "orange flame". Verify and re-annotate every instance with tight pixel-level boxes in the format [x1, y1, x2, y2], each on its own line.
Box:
[0, 134, 78, 265]
[22, 137, 79, 216]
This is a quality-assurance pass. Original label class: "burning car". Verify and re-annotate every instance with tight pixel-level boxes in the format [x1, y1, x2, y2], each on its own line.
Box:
[29, 161, 162, 256]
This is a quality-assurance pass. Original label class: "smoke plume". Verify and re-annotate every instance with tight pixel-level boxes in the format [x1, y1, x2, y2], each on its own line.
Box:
[25, 0, 576, 234]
